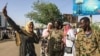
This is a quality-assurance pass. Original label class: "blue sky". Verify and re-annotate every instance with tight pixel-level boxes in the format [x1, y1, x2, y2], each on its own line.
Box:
[0, 0, 100, 26]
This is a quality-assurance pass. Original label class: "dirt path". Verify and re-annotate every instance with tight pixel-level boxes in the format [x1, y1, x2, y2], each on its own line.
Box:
[0, 41, 41, 56]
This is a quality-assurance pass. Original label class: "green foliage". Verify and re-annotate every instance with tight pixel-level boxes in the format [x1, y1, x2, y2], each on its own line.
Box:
[26, 2, 62, 24]
[91, 24, 100, 32]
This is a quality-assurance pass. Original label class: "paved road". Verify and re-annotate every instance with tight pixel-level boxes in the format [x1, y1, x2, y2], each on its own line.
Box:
[0, 40, 41, 56]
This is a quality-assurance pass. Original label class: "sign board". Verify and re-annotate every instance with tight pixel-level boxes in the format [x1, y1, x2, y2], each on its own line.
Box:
[73, 0, 100, 15]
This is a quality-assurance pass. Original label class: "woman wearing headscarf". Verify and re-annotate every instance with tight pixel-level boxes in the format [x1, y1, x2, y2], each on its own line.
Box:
[2, 5, 40, 56]
[41, 22, 53, 56]
[42, 22, 53, 39]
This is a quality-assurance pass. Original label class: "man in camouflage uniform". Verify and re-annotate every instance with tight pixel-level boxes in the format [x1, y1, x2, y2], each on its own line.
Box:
[47, 20, 64, 56]
[75, 17, 100, 56]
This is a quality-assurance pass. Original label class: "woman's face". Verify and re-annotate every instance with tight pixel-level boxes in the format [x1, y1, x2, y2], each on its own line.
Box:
[28, 22, 34, 32]
[48, 24, 52, 29]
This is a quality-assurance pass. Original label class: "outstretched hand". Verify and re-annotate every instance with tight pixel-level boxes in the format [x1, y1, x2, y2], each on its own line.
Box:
[2, 3, 8, 17]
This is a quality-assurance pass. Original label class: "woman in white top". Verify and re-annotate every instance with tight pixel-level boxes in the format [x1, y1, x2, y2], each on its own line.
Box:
[64, 24, 76, 56]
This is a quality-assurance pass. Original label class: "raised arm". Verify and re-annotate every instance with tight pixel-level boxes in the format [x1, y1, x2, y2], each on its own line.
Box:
[2, 4, 21, 32]
[27, 32, 40, 44]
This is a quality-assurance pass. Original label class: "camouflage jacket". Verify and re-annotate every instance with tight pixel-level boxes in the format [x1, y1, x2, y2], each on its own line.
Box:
[48, 29, 63, 52]
[75, 29, 100, 56]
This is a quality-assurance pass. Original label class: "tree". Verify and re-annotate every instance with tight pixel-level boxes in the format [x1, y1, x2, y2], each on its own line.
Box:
[91, 24, 100, 32]
[25, 2, 62, 24]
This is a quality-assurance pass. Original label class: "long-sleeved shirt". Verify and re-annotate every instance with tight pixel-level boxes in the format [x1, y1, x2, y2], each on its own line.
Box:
[6, 17, 40, 56]
[75, 29, 100, 56]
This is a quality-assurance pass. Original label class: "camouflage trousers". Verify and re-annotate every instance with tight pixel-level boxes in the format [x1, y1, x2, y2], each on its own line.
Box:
[48, 51, 63, 56]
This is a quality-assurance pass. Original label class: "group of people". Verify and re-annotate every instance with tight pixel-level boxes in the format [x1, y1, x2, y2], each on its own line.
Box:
[2, 4, 100, 56]
[41, 20, 77, 56]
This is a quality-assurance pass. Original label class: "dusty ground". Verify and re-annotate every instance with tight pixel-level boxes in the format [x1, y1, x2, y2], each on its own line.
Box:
[0, 40, 41, 56]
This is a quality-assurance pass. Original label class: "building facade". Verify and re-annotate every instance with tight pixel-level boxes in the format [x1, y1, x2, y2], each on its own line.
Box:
[63, 14, 78, 27]
[0, 12, 7, 29]
[0, 12, 8, 40]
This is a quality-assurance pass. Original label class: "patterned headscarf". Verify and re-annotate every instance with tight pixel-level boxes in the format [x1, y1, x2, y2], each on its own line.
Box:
[25, 21, 34, 33]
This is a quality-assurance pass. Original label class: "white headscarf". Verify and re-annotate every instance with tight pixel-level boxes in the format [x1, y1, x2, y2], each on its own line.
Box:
[47, 22, 52, 29]
[42, 22, 52, 38]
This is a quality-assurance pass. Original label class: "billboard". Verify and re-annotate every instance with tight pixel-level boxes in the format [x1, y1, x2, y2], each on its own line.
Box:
[73, 0, 100, 15]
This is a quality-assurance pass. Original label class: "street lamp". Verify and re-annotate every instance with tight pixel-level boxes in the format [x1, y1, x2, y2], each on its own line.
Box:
[75, 0, 83, 15]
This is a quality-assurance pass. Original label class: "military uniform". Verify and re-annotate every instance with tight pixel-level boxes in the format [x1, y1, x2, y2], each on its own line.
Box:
[75, 29, 100, 56]
[48, 29, 63, 56]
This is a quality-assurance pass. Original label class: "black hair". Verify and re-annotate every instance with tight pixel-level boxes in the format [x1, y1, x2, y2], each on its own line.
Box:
[53, 20, 63, 29]
[80, 17, 91, 31]
[80, 17, 90, 24]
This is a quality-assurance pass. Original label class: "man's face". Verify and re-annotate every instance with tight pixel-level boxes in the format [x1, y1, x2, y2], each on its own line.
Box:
[63, 25, 66, 29]
[54, 22, 58, 28]
[28, 22, 34, 32]
[80, 20, 86, 29]
[63, 25, 66, 28]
